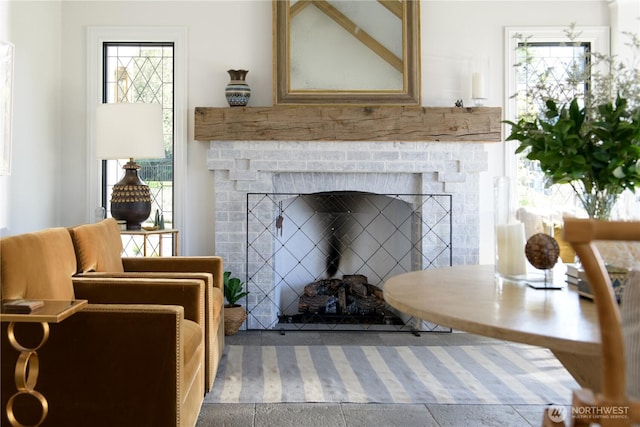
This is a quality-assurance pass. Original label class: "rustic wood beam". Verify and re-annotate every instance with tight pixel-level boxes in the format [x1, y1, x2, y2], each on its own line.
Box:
[194, 106, 502, 142]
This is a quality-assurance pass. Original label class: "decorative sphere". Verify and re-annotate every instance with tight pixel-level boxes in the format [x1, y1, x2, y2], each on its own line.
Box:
[525, 233, 560, 270]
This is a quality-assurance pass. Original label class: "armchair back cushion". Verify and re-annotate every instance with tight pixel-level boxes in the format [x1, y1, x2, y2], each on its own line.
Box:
[69, 218, 124, 273]
[622, 268, 640, 399]
[0, 227, 75, 300]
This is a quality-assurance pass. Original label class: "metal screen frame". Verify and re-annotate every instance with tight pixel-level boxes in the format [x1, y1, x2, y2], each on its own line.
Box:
[245, 192, 453, 332]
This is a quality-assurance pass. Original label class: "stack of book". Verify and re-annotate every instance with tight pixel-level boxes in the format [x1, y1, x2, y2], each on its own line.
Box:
[2, 299, 45, 314]
[565, 263, 629, 302]
[565, 264, 593, 299]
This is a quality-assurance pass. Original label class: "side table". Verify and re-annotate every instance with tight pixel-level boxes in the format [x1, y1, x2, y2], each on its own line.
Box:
[1, 299, 87, 427]
[120, 228, 179, 257]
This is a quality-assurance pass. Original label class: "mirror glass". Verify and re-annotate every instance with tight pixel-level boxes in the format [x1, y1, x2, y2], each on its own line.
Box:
[274, 0, 420, 105]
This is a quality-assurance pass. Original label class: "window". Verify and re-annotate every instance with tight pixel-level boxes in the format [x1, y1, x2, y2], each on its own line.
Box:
[515, 41, 589, 213]
[101, 42, 174, 229]
[87, 27, 187, 253]
[514, 42, 590, 121]
[504, 27, 609, 216]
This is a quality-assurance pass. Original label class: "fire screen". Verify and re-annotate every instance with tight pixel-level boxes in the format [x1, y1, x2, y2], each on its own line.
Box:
[246, 192, 452, 332]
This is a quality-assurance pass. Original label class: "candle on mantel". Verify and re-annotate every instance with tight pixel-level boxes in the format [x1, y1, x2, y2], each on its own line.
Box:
[496, 222, 527, 277]
[472, 73, 486, 99]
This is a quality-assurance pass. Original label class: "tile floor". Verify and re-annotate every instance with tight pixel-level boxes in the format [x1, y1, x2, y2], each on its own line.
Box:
[196, 330, 560, 426]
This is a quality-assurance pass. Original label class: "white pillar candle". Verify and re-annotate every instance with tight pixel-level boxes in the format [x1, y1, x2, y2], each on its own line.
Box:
[496, 222, 527, 277]
[472, 73, 486, 99]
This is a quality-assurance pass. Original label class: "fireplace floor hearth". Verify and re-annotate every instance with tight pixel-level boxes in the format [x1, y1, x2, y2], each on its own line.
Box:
[278, 310, 404, 326]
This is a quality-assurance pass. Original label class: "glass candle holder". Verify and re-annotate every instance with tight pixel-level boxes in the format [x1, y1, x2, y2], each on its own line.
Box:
[494, 176, 527, 279]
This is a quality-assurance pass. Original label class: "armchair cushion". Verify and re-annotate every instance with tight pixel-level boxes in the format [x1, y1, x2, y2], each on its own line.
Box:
[622, 268, 640, 399]
[0, 228, 76, 300]
[183, 318, 205, 382]
[69, 218, 124, 273]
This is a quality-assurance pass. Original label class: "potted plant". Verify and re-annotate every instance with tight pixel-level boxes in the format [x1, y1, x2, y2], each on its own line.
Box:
[506, 96, 640, 219]
[504, 26, 640, 219]
[223, 271, 249, 336]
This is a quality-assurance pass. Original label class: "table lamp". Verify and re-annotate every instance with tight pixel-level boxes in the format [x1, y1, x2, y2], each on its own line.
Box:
[95, 103, 164, 230]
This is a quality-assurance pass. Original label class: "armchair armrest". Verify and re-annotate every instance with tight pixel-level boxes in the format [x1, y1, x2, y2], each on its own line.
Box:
[122, 256, 224, 290]
[1, 304, 204, 427]
[71, 277, 204, 326]
[76, 271, 215, 297]
[76, 271, 224, 393]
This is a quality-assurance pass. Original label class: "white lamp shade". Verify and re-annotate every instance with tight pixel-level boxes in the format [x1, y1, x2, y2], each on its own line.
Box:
[95, 103, 165, 160]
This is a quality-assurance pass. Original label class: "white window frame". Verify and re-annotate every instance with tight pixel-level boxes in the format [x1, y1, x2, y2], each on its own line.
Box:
[86, 27, 187, 246]
[503, 26, 610, 184]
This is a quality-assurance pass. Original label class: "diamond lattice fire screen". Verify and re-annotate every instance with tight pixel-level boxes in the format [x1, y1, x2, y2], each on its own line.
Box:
[246, 192, 452, 331]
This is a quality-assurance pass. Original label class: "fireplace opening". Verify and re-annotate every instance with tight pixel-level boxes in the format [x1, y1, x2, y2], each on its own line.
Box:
[282, 273, 401, 326]
[246, 192, 452, 331]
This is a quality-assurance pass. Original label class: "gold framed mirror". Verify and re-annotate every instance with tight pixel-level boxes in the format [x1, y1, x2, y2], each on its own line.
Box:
[274, 0, 421, 105]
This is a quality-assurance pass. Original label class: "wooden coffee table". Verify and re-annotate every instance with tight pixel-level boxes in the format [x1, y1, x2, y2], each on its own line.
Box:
[384, 264, 601, 391]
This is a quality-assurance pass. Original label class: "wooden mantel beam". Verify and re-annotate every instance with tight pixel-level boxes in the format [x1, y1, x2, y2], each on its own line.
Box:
[194, 106, 502, 142]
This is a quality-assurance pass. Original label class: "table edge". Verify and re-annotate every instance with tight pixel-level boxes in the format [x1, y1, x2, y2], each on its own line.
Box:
[384, 265, 601, 356]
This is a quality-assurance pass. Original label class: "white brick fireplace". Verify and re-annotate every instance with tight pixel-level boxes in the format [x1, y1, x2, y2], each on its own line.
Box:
[207, 140, 489, 328]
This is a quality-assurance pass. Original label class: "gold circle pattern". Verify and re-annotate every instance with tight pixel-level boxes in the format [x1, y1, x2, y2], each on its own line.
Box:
[7, 322, 49, 352]
[15, 351, 39, 391]
[5, 322, 50, 427]
[6, 390, 48, 427]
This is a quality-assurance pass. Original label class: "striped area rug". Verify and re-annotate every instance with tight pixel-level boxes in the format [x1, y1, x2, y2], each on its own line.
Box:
[205, 344, 578, 405]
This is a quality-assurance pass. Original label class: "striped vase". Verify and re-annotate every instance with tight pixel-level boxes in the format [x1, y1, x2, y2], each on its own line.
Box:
[225, 69, 251, 107]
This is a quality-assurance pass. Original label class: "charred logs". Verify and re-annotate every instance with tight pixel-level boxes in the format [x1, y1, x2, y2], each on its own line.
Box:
[298, 274, 387, 316]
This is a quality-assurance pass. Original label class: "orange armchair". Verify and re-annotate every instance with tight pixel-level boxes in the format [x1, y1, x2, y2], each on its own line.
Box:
[68, 218, 224, 392]
[1, 227, 205, 426]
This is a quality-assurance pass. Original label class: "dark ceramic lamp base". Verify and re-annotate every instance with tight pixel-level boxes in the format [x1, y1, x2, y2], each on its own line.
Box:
[110, 161, 152, 230]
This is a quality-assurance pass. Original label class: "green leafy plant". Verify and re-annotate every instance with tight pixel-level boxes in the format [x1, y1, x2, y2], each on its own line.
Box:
[223, 271, 249, 306]
[505, 25, 640, 219]
[505, 97, 640, 219]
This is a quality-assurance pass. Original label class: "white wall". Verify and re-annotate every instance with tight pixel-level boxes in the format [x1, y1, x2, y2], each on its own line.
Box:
[611, 0, 640, 58]
[421, 1, 609, 263]
[1, 1, 61, 235]
[57, 0, 272, 255]
[0, 1, 9, 232]
[2, 0, 612, 259]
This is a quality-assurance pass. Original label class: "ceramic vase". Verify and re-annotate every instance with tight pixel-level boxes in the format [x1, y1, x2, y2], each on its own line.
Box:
[225, 69, 251, 107]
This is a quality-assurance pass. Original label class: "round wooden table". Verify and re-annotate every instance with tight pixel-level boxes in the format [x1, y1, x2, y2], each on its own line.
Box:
[384, 264, 601, 391]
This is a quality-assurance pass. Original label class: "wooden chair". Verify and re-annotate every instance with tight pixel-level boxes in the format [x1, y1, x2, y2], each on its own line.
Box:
[549, 218, 640, 426]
